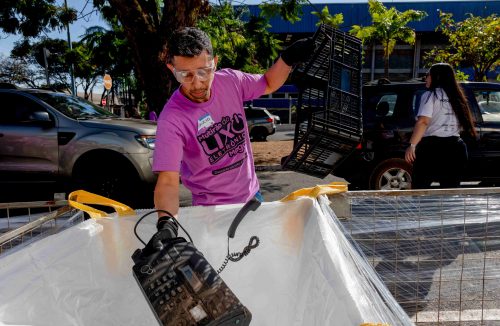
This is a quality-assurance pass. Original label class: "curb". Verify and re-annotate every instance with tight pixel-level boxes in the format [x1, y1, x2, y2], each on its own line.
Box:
[276, 124, 296, 132]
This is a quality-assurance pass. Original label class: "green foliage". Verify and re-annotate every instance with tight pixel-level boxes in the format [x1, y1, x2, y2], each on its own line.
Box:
[423, 12, 500, 81]
[0, 0, 77, 37]
[80, 24, 134, 77]
[311, 5, 343, 28]
[0, 0, 306, 109]
[455, 69, 470, 81]
[259, 0, 308, 23]
[349, 0, 427, 77]
[197, 2, 281, 72]
[11, 38, 71, 89]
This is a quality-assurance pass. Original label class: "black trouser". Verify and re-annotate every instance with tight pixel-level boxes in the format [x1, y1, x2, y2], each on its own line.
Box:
[412, 136, 468, 189]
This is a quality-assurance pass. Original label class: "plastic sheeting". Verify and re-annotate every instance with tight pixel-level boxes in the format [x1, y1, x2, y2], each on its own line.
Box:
[0, 196, 412, 326]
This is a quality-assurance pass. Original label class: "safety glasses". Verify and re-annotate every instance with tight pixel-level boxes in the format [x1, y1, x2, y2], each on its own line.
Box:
[173, 63, 215, 83]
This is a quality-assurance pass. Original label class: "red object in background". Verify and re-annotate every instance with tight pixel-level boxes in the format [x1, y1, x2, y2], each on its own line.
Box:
[101, 98, 107, 106]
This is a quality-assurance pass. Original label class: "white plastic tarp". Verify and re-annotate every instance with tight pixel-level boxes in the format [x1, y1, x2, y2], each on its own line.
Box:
[0, 196, 412, 325]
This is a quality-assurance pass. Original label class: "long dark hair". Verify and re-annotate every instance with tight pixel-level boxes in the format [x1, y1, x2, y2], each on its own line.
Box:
[427, 63, 477, 138]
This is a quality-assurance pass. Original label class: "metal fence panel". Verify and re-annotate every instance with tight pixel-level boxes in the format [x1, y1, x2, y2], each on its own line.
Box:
[334, 188, 500, 325]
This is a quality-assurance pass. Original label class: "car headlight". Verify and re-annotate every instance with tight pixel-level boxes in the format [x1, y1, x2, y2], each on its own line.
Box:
[135, 135, 156, 149]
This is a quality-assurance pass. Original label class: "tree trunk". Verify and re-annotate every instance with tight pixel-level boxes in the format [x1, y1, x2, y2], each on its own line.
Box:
[101, 88, 106, 106]
[475, 68, 486, 82]
[108, 0, 210, 114]
[84, 82, 90, 99]
[384, 41, 389, 79]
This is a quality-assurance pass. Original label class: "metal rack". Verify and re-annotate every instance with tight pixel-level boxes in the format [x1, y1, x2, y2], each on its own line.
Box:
[333, 187, 500, 325]
[283, 24, 363, 178]
[0, 200, 84, 256]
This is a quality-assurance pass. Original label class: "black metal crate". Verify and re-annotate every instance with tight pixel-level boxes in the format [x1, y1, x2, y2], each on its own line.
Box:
[312, 108, 362, 140]
[283, 121, 360, 178]
[294, 24, 363, 91]
[283, 24, 363, 178]
[297, 85, 362, 135]
[324, 87, 363, 136]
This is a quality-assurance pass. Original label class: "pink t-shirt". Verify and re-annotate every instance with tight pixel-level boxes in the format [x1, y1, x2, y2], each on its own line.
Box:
[153, 69, 267, 206]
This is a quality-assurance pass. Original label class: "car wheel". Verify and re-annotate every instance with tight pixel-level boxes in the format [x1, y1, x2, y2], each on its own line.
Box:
[72, 153, 143, 207]
[370, 158, 413, 190]
[251, 127, 268, 141]
[74, 167, 139, 204]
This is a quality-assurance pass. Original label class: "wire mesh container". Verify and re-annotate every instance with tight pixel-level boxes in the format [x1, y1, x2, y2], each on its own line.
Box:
[332, 188, 500, 326]
[0, 200, 84, 257]
[283, 24, 363, 178]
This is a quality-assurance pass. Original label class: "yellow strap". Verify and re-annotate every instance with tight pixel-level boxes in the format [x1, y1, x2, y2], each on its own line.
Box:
[280, 181, 348, 202]
[68, 190, 135, 219]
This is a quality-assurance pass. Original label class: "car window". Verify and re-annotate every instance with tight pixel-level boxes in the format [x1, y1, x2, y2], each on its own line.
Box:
[365, 93, 397, 118]
[376, 94, 397, 117]
[244, 109, 257, 119]
[245, 108, 268, 119]
[31, 92, 115, 119]
[412, 89, 428, 117]
[0, 93, 47, 124]
[364, 92, 399, 128]
[475, 90, 500, 122]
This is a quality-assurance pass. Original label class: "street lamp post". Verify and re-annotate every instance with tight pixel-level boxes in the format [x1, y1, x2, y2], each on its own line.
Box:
[42, 47, 50, 86]
[64, 0, 76, 96]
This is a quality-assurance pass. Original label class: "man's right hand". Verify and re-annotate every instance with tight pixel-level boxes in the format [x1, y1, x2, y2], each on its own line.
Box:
[154, 171, 181, 218]
[281, 37, 317, 67]
[141, 216, 179, 257]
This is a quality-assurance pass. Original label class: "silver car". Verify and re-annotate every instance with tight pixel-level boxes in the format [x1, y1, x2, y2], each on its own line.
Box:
[244, 106, 276, 141]
[0, 86, 157, 206]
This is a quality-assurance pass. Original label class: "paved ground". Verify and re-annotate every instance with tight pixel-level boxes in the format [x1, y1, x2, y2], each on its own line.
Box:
[179, 170, 343, 207]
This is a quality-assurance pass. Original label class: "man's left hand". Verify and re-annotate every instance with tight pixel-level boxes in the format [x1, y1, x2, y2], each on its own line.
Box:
[281, 37, 317, 67]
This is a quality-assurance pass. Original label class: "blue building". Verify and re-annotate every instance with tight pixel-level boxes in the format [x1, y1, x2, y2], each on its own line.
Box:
[247, 0, 499, 82]
[245, 1, 499, 122]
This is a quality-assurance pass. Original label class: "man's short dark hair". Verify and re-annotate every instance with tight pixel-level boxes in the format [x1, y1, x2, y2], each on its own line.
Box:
[167, 27, 213, 63]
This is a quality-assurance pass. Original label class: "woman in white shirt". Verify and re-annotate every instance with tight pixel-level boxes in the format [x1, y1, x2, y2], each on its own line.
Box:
[405, 63, 477, 189]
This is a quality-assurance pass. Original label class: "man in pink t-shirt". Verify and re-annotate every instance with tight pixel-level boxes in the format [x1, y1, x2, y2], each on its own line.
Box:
[153, 27, 314, 218]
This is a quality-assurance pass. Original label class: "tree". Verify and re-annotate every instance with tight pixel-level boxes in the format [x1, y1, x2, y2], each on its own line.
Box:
[259, 0, 309, 23]
[350, 0, 427, 78]
[0, 55, 44, 87]
[79, 22, 136, 104]
[1, 0, 303, 113]
[0, 0, 76, 38]
[11, 38, 72, 90]
[97, 0, 297, 112]
[87, 0, 211, 112]
[424, 12, 500, 81]
[197, 2, 281, 73]
[243, 15, 282, 71]
[71, 42, 99, 99]
[311, 5, 343, 28]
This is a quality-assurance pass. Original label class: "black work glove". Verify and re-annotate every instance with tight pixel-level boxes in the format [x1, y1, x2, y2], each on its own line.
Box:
[281, 37, 317, 66]
[131, 212, 179, 265]
[142, 216, 179, 256]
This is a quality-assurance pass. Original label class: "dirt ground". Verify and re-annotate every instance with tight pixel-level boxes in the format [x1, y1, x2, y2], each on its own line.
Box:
[251, 140, 294, 165]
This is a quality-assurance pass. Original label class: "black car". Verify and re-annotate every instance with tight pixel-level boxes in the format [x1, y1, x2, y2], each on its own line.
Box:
[333, 80, 500, 190]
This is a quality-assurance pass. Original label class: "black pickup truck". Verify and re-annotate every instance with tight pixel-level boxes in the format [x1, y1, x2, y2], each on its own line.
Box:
[333, 81, 500, 190]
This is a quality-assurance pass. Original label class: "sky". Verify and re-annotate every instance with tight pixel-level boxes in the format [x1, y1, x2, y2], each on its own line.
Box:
[0, 0, 338, 56]
[0, 0, 106, 57]
[0, 0, 488, 57]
